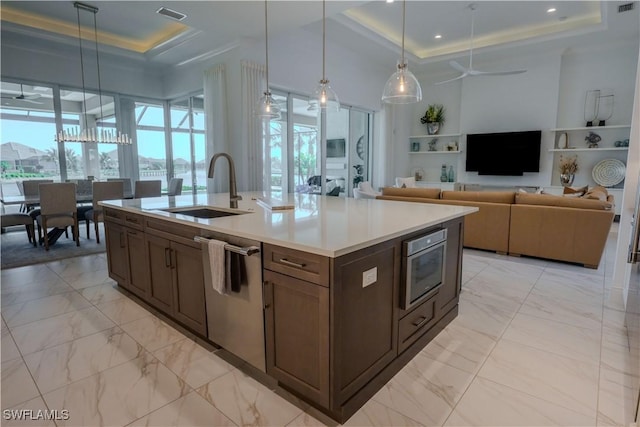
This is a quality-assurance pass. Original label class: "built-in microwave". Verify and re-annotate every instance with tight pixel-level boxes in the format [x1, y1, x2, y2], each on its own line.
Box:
[401, 229, 447, 310]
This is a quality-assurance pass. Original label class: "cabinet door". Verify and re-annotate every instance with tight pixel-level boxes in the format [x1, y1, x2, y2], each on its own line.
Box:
[437, 218, 463, 316]
[105, 221, 128, 287]
[126, 229, 150, 299]
[145, 234, 174, 314]
[171, 241, 207, 336]
[263, 270, 330, 407]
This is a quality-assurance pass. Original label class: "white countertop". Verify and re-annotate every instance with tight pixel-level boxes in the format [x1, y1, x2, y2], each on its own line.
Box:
[101, 192, 477, 257]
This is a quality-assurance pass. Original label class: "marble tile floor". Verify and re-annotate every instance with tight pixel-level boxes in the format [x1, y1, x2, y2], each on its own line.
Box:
[0, 224, 637, 426]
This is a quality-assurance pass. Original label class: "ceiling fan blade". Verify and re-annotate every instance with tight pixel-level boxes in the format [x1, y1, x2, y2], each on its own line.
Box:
[22, 99, 43, 105]
[449, 60, 469, 74]
[468, 69, 527, 76]
[23, 94, 41, 101]
[434, 73, 468, 85]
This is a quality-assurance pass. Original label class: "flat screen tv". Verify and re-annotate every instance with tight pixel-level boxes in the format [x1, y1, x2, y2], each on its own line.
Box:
[327, 138, 346, 158]
[465, 130, 541, 176]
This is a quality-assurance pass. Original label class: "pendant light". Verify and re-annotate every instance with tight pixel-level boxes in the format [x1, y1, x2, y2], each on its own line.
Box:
[313, 0, 340, 111]
[381, 0, 422, 104]
[255, 0, 281, 120]
[56, 2, 131, 144]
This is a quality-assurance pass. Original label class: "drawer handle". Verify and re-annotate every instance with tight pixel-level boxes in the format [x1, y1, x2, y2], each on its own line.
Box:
[165, 248, 171, 268]
[126, 216, 139, 224]
[279, 258, 306, 268]
[412, 316, 430, 328]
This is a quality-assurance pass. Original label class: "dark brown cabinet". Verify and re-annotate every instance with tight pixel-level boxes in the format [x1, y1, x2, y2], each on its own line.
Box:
[105, 221, 128, 285]
[104, 219, 150, 299]
[263, 270, 330, 407]
[145, 232, 207, 336]
[437, 218, 464, 317]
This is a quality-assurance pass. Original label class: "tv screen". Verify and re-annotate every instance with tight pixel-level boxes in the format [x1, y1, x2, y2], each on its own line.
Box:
[465, 130, 541, 176]
[327, 138, 346, 158]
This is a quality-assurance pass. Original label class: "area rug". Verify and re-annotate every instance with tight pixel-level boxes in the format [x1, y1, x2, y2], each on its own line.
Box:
[1, 224, 107, 269]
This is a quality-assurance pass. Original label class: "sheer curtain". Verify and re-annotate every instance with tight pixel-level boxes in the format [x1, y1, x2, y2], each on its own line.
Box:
[203, 64, 229, 192]
[241, 60, 266, 191]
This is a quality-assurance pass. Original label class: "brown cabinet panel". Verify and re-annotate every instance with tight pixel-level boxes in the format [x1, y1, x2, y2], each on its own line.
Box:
[331, 242, 399, 405]
[263, 244, 329, 286]
[437, 218, 463, 317]
[126, 230, 149, 299]
[171, 241, 207, 336]
[145, 234, 174, 314]
[105, 221, 128, 286]
[264, 270, 329, 407]
[398, 292, 438, 354]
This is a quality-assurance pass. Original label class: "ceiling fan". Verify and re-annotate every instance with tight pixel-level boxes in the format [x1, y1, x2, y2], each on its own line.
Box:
[1, 84, 43, 104]
[435, 3, 527, 85]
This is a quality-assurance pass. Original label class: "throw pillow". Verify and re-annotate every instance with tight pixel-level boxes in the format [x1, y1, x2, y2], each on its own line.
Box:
[583, 187, 608, 201]
[563, 185, 588, 197]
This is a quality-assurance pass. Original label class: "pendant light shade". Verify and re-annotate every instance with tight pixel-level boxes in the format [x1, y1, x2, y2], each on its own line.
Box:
[382, 0, 422, 104]
[314, 0, 340, 111]
[255, 0, 281, 120]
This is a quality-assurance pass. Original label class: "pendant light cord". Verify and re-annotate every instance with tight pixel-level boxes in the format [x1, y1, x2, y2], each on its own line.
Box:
[469, 3, 476, 70]
[264, 0, 269, 92]
[322, 0, 326, 81]
[76, 6, 89, 132]
[401, 0, 406, 67]
[92, 8, 105, 132]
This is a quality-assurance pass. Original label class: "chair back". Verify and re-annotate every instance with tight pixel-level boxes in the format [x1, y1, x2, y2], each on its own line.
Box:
[39, 183, 77, 216]
[22, 180, 53, 197]
[107, 178, 132, 197]
[74, 179, 93, 196]
[168, 178, 183, 196]
[92, 181, 124, 210]
[134, 180, 161, 198]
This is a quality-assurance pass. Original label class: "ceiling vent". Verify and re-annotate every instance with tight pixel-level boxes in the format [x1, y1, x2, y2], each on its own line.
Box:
[156, 7, 187, 21]
[618, 3, 634, 13]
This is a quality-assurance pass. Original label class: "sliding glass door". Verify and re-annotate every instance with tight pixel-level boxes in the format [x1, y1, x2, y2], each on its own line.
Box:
[169, 95, 206, 195]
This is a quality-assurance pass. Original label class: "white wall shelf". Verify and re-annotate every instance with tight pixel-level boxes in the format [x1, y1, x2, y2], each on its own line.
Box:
[409, 133, 461, 139]
[550, 125, 631, 132]
[409, 150, 462, 155]
[548, 147, 629, 152]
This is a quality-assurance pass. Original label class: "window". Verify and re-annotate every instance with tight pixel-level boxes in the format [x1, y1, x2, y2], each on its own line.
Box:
[135, 102, 167, 189]
[169, 94, 206, 195]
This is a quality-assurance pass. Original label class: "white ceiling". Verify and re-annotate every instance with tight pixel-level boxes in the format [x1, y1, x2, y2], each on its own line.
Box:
[1, 1, 638, 73]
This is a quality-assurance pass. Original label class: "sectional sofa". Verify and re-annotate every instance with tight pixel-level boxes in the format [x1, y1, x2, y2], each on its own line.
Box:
[376, 187, 615, 268]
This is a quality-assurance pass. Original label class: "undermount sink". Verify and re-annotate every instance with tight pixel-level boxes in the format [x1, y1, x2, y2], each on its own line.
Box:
[161, 207, 248, 219]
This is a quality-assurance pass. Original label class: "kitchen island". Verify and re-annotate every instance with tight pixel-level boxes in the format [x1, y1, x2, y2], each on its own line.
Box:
[101, 191, 477, 423]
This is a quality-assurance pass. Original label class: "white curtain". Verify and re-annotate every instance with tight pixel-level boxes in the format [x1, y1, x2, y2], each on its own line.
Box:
[241, 60, 266, 191]
[204, 64, 229, 193]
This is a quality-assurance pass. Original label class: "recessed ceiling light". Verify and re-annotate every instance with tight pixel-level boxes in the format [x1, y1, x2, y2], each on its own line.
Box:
[386, 0, 394, 3]
[434, 34, 442, 39]
[547, 7, 557, 13]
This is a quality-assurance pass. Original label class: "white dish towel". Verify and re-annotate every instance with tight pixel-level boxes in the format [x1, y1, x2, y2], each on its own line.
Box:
[207, 238, 227, 295]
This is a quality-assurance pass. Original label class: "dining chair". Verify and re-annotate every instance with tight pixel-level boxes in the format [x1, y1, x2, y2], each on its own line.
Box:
[134, 180, 161, 199]
[167, 178, 183, 196]
[108, 178, 133, 198]
[85, 181, 124, 244]
[36, 183, 79, 250]
[1, 213, 36, 247]
[22, 179, 53, 212]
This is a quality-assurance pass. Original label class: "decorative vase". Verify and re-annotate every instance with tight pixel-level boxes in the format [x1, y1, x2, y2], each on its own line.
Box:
[426, 122, 440, 135]
[448, 165, 455, 182]
[440, 165, 448, 182]
[560, 174, 575, 187]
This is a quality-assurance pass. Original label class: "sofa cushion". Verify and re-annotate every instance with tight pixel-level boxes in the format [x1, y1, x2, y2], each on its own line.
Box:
[583, 186, 609, 201]
[515, 192, 612, 210]
[381, 187, 440, 199]
[563, 185, 588, 197]
[441, 191, 516, 204]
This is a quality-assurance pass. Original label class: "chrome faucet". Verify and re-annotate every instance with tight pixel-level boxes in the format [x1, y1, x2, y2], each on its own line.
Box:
[208, 152, 242, 209]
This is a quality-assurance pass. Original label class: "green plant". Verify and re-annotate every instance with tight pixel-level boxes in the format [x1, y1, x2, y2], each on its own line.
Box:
[420, 104, 446, 124]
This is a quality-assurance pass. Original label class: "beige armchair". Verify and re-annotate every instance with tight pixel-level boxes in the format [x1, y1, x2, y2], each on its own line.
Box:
[85, 181, 124, 243]
[36, 183, 79, 250]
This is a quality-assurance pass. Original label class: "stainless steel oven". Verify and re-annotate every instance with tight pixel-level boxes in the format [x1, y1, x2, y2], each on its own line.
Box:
[401, 229, 447, 310]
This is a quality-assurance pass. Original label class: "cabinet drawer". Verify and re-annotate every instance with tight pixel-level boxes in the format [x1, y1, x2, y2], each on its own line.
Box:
[124, 213, 144, 230]
[398, 292, 438, 354]
[264, 244, 329, 286]
[104, 208, 124, 224]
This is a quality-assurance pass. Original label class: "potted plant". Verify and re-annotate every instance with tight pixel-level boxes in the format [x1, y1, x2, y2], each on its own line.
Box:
[558, 154, 579, 187]
[420, 104, 446, 135]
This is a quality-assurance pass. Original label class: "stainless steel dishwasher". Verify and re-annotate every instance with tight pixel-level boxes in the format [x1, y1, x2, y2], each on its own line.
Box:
[197, 233, 265, 372]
